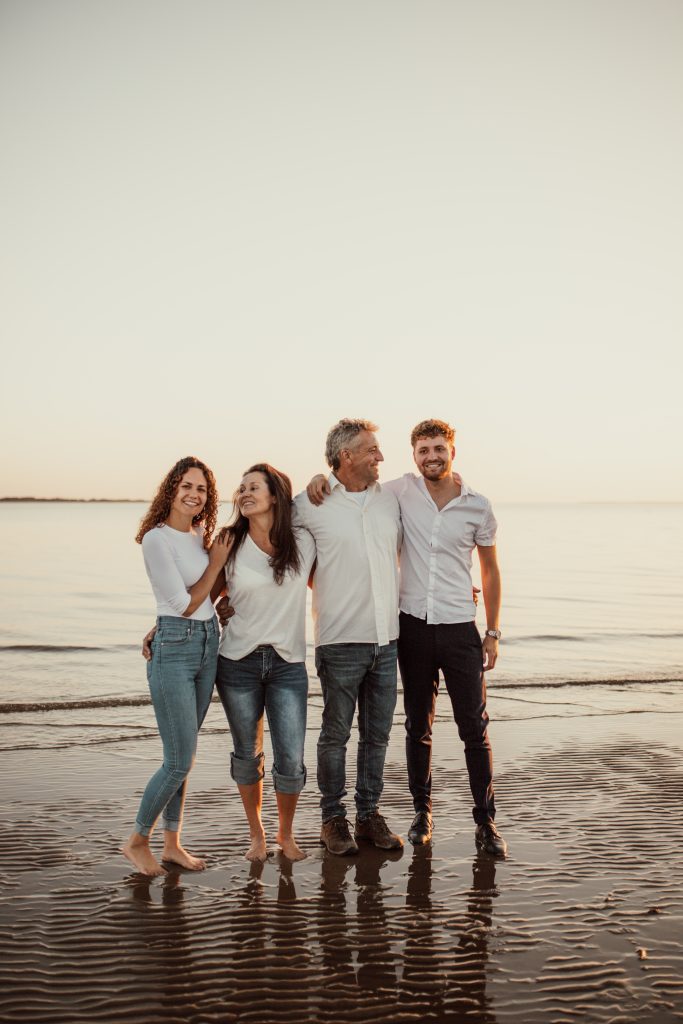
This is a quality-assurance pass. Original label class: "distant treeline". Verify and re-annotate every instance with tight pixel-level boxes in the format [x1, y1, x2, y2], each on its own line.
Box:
[0, 497, 145, 503]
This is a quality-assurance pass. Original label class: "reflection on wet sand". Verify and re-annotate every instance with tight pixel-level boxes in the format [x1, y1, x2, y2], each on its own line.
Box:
[2, 716, 683, 1023]
[401, 849, 498, 1023]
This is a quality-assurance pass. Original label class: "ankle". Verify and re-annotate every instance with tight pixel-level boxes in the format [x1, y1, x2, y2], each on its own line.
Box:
[128, 833, 150, 848]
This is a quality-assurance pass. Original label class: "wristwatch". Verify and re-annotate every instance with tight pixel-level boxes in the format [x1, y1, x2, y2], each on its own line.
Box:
[484, 629, 502, 640]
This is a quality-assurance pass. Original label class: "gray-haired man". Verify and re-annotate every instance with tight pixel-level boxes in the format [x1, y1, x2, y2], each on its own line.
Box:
[294, 419, 404, 855]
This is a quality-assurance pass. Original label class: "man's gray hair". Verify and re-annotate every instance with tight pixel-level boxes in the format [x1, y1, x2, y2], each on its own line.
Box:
[325, 418, 379, 471]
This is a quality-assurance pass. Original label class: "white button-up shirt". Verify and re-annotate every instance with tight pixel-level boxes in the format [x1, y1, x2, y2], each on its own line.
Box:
[294, 475, 401, 647]
[384, 473, 497, 625]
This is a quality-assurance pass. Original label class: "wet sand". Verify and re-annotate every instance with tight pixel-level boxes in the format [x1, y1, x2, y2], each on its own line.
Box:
[1, 693, 682, 1024]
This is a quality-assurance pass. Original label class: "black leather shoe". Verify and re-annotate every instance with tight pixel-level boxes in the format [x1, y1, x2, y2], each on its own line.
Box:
[408, 812, 433, 846]
[475, 821, 507, 857]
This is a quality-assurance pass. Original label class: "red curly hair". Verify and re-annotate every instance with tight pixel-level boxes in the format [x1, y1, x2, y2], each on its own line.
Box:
[135, 457, 218, 550]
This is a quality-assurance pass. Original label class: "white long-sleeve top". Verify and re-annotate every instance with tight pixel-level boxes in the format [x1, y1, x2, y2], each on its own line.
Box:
[218, 528, 317, 663]
[141, 524, 215, 620]
[293, 476, 401, 648]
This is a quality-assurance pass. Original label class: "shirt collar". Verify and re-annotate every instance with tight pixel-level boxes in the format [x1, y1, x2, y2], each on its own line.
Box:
[329, 472, 380, 494]
[415, 471, 472, 501]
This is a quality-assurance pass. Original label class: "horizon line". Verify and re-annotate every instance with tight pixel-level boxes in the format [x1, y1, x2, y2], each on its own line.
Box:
[2, 497, 682, 506]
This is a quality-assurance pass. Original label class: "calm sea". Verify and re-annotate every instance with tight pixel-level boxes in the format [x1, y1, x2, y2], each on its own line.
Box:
[1, 501, 681, 749]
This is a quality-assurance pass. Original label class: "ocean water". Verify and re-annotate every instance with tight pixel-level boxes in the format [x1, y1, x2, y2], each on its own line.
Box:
[0, 501, 681, 749]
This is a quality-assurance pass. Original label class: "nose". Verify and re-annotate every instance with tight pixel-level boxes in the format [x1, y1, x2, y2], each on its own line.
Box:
[376, 449, 384, 462]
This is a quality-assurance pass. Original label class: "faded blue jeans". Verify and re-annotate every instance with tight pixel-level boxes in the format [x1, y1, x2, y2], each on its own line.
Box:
[135, 615, 219, 836]
[315, 641, 398, 822]
[216, 647, 308, 794]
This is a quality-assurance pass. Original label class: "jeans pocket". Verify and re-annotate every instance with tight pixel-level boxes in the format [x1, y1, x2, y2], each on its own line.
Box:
[159, 625, 191, 646]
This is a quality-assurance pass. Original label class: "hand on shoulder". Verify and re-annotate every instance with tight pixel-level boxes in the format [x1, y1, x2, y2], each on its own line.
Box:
[306, 474, 330, 507]
[209, 529, 233, 568]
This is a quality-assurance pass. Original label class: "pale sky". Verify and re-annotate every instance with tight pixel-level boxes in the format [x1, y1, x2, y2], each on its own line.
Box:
[2, 0, 682, 502]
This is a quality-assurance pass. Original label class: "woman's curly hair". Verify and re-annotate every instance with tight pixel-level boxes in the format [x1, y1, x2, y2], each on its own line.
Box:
[135, 457, 218, 550]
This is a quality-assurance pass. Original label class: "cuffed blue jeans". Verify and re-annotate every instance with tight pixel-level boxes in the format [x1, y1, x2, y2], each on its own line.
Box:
[315, 640, 398, 822]
[216, 647, 308, 794]
[135, 616, 219, 837]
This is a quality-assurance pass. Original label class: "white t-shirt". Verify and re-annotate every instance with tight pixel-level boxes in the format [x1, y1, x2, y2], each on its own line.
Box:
[141, 525, 214, 620]
[293, 475, 401, 648]
[218, 527, 317, 663]
[384, 473, 498, 624]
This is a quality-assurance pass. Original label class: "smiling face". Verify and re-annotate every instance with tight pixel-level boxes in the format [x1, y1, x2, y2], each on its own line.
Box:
[342, 430, 384, 487]
[413, 434, 454, 481]
[170, 467, 208, 519]
[237, 471, 276, 518]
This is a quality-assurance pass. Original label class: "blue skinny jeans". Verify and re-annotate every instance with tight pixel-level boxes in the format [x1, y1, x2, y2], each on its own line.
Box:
[135, 615, 218, 836]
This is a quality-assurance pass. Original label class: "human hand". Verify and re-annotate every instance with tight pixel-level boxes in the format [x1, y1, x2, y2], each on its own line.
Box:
[215, 595, 235, 627]
[209, 529, 233, 569]
[472, 586, 480, 606]
[142, 625, 157, 662]
[482, 635, 498, 671]
[306, 475, 330, 506]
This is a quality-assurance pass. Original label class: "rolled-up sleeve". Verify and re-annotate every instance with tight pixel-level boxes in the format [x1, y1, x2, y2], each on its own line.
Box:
[474, 501, 498, 546]
[142, 531, 191, 615]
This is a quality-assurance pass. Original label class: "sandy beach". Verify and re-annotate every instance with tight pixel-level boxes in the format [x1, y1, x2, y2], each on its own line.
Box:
[1, 686, 682, 1024]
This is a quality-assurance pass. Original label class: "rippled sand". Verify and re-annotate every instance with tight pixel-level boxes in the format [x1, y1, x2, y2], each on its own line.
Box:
[1, 698, 682, 1023]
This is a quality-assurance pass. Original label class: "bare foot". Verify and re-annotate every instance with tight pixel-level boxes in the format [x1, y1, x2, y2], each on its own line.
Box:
[245, 834, 268, 862]
[121, 839, 167, 878]
[161, 843, 207, 871]
[276, 832, 307, 861]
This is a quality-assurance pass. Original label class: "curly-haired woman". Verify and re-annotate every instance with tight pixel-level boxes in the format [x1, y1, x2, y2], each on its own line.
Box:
[214, 464, 316, 863]
[121, 456, 230, 877]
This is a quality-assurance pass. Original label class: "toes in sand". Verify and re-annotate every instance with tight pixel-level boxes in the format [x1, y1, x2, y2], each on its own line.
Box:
[161, 844, 207, 871]
[276, 833, 307, 861]
[120, 841, 167, 878]
[245, 835, 269, 862]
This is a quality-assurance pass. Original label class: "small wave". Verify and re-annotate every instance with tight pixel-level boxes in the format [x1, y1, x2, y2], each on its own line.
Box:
[1, 679, 681, 714]
[489, 677, 683, 690]
[0, 695, 153, 713]
[0, 643, 138, 653]
[505, 631, 683, 644]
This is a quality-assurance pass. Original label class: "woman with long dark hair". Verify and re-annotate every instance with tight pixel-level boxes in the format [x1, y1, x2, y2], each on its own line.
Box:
[214, 463, 315, 862]
[121, 456, 230, 877]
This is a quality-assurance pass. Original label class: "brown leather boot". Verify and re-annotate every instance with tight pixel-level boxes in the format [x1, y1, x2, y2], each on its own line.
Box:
[354, 811, 403, 850]
[320, 815, 359, 856]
